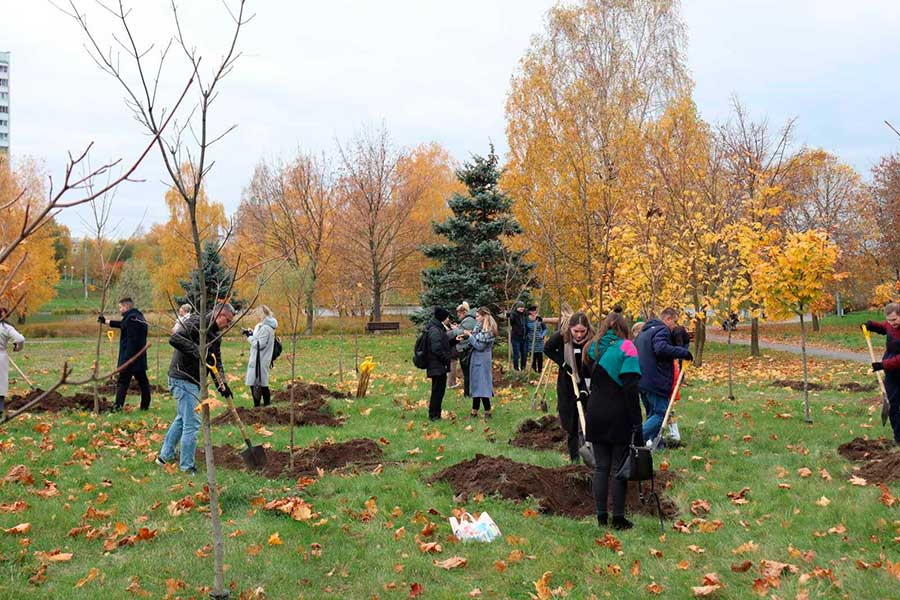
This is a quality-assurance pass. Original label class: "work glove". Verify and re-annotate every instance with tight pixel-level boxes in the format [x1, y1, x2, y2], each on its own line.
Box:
[872, 362, 884, 372]
[684, 351, 694, 362]
[578, 389, 590, 402]
[97, 315, 106, 324]
[241, 328, 252, 337]
[562, 363, 574, 375]
[217, 382, 233, 398]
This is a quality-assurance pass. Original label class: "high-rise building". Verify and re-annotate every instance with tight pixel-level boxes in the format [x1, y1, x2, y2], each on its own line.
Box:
[0, 51, 9, 156]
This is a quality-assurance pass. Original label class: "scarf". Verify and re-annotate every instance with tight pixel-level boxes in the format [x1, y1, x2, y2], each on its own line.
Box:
[587, 330, 641, 386]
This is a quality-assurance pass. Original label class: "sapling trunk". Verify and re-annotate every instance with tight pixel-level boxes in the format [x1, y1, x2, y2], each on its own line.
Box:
[751, 316, 760, 357]
[800, 311, 812, 424]
[727, 325, 735, 401]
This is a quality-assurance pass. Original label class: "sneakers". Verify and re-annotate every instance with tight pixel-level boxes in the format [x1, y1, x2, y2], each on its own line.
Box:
[484, 411, 492, 420]
[597, 513, 608, 526]
[182, 467, 197, 475]
[611, 516, 633, 530]
[667, 422, 681, 442]
[155, 455, 168, 467]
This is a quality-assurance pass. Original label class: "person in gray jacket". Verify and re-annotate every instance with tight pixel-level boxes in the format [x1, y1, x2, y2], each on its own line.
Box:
[243, 305, 278, 407]
[449, 302, 477, 393]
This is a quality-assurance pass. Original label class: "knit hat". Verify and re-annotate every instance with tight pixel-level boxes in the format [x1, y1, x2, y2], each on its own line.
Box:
[434, 307, 450, 322]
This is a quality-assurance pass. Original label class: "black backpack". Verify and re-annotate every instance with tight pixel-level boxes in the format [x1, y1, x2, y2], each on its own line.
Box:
[270, 336, 283, 367]
[413, 327, 430, 369]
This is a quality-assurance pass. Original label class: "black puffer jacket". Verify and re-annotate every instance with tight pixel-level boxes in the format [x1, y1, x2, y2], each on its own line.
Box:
[109, 307, 148, 372]
[425, 318, 452, 377]
[168, 313, 225, 384]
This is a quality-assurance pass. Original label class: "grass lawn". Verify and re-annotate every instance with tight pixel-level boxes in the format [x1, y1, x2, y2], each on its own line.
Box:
[724, 311, 885, 353]
[1, 333, 898, 599]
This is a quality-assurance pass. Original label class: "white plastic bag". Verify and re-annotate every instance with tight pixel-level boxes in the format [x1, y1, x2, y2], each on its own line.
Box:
[449, 511, 501, 543]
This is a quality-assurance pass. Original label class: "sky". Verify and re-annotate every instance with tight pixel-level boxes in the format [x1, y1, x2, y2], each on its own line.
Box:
[4, 0, 900, 238]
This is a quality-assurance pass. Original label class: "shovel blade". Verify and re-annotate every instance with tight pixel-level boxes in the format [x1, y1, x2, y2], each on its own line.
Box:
[579, 443, 596, 468]
[240, 445, 267, 470]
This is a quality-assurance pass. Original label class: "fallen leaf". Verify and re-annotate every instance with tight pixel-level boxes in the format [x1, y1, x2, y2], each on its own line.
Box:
[595, 532, 622, 553]
[797, 467, 812, 478]
[4, 522, 31, 535]
[848, 475, 867, 487]
[433, 556, 467, 570]
[268, 532, 283, 546]
[75, 567, 101, 588]
[34, 549, 73, 563]
[731, 560, 753, 573]
[732, 541, 759, 555]
[815, 496, 831, 507]
[534, 571, 553, 600]
[646, 582, 663, 594]
[409, 582, 423, 598]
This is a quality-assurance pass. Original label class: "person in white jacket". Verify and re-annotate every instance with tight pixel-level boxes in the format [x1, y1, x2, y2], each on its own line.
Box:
[242, 305, 277, 407]
[0, 307, 26, 418]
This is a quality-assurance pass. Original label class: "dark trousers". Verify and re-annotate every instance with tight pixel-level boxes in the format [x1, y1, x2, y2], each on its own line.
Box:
[592, 442, 628, 518]
[511, 337, 528, 370]
[429, 374, 447, 420]
[252, 386, 271, 407]
[887, 375, 900, 442]
[558, 393, 581, 460]
[472, 397, 492, 412]
[531, 353, 543, 373]
[461, 356, 471, 398]
[115, 370, 152, 410]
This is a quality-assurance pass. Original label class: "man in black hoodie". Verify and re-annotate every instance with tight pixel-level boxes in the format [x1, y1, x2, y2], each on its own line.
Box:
[99, 297, 151, 411]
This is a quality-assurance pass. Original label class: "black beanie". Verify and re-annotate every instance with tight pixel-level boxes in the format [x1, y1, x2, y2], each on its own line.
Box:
[434, 307, 450, 322]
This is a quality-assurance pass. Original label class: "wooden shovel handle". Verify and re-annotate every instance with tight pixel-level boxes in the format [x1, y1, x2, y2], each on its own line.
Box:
[862, 325, 889, 398]
[224, 393, 252, 444]
[568, 369, 588, 434]
[658, 361, 689, 434]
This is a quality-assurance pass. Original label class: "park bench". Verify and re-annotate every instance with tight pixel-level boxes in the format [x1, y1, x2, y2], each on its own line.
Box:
[366, 321, 400, 333]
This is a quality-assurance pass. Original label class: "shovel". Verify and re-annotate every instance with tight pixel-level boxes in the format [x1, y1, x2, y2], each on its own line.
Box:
[567, 369, 595, 467]
[862, 325, 891, 427]
[8, 356, 37, 390]
[650, 361, 690, 451]
[207, 356, 267, 470]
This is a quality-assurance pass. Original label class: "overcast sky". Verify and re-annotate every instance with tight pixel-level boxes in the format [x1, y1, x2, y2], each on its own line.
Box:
[5, 0, 900, 237]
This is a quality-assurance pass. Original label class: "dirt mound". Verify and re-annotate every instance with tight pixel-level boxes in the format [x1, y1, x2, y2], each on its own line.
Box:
[429, 454, 678, 520]
[6, 389, 109, 413]
[510, 416, 567, 451]
[771, 380, 825, 391]
[856, 452, 900, 483]
[837, 437, 894, 461]
[93, 379, 166, 395]
[201, 438, 382, 479]
[835, 381, 877, 393]
[211, 403, 342, 427]
[270, 381, 349, 404]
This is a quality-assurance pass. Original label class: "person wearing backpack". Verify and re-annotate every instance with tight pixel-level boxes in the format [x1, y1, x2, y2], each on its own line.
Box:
[583, 311, 643, 530]
[422, 307, 453, 421]
[242, 305, 278, 407]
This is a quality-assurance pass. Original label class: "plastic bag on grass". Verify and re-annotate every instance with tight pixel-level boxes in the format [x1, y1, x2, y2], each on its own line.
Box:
[449, 511, 501, 543]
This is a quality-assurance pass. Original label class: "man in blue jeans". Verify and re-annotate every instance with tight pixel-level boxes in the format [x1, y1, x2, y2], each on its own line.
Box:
[635, 308, 692, 447]
[157, 303, 235, 473]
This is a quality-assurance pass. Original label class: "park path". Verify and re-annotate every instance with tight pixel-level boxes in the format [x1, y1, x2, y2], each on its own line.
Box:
[705, 333, 870, 364]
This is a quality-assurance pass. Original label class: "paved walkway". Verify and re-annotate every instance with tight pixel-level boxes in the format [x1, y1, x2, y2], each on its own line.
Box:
[705, 334, 870, 364]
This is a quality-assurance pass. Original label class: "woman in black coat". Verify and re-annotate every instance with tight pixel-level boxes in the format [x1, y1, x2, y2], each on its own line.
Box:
[544, 311, 594, 463]
[582, 312, 643, 530]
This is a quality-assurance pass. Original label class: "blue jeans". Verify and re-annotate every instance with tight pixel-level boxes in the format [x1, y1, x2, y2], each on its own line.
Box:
[641, 391, 669, 443]
[160, 377, 201, 471]
[511, 337, 528, 371]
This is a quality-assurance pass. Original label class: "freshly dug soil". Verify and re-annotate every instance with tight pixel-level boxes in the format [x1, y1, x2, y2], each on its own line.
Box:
[511, 416, 567, 452]
[93, 379, 166, 395]
[837, 437, 895, 462]
[771, 380, 825, 391]
[837, 437, 900, 484]
[211, 402, 342, 427]
[270, 381, 349, 404]
[835, 381, 877, 393]
[201, 438, 382, 479]
[429, 454, 678, 520]
[6, 389, 109, 413]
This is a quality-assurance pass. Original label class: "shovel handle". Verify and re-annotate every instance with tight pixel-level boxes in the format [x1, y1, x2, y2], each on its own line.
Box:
[567, 369, 588, 434]
[862, 325, 889, 398]
[654, 361, 689, 445]
[222, 389, 252, 442]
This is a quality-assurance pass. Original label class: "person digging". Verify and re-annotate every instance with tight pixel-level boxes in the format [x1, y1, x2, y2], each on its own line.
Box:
[865, 302, 900, 445]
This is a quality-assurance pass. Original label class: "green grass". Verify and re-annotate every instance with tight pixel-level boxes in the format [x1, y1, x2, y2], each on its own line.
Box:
[1, 335, 897, 599]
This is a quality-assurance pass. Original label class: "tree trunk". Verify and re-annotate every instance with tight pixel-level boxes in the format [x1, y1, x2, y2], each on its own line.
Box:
[836, 292, 844, 317]
[800, 312, 812, 424]
[371, 271, 383, 321]
[727, 326, 735, 400]
[305, 290, 315, 335]
[811, 313, 820, 332]
[693, 319, 706, 367]
[750, 317, 761, 357]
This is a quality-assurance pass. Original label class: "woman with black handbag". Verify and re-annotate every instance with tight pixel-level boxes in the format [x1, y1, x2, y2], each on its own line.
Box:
[582, 311, 643, 530]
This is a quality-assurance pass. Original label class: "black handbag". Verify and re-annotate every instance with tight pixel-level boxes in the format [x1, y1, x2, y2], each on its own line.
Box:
[615, 432, 653, 481]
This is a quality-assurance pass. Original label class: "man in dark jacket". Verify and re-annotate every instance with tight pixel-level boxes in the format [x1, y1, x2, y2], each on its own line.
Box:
[635, 308, 692, 445]
[508, 302, 528, 371]
[99, 297, 151, 411]
[156, 303, 235, 473]
[426, 307, 452, 421]
[866, 302, 900, 443]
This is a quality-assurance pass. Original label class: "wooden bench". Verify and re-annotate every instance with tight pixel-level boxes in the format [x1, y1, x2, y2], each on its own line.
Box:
[366, 321, 400, 333]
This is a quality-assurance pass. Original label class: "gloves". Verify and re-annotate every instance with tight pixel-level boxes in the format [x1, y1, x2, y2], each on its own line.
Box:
[578, 389, 590, 401]
[241, 328, 252, 337]
[872, 362, 884, 372]
[217, 382, 233, 398]
[684, 351, 694, 362]
[562, 363, 574, 375]
[97, 315, 106, 324]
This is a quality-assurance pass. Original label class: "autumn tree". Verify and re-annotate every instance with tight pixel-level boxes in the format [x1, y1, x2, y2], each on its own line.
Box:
[419, 149, 534, 318]
[753, 229, 841, 423]
[505, 0, 689, 320]
[336, 127, 428, 321]
[870, 153, 900, 283]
